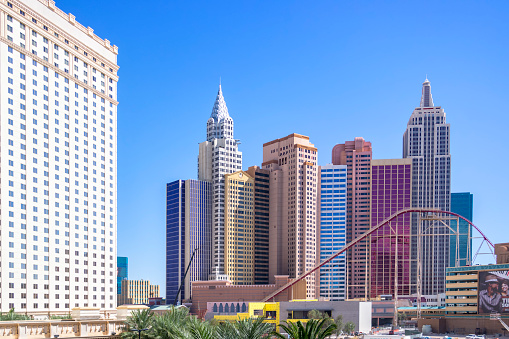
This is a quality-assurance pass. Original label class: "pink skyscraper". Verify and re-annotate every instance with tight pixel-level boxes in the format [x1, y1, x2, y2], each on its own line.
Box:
[263, 134, 318, 299]
[370, 159, 414, 298]
[332, 137, 372, 299]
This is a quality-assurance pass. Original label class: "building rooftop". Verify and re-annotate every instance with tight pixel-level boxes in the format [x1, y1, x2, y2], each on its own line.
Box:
[446, 263, 509, 272]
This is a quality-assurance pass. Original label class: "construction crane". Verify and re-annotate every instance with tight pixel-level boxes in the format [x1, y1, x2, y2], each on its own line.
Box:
[173, 247, 199, 306]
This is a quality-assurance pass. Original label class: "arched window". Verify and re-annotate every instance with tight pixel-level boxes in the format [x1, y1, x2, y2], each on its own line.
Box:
[225, 303, 229, 313]
[236, 303, 240, 312]
[219, 304, 223, 313]
[242, 303, 247, 312]
[213, 303, 217, 312]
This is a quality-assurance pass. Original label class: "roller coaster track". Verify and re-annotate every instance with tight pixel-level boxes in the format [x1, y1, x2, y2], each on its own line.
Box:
[261, 207, 494, 302]
[498, 318, 509, 332]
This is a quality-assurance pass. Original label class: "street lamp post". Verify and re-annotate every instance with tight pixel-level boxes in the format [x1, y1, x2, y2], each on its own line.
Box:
[131, 328, 149, 339]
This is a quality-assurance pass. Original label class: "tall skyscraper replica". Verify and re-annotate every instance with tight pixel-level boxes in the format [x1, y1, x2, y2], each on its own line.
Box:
[403, 79, 451, 295]
[332, 138, 372, 299]
[263, 134, 318, 299]
[0, 0, 118, 314]
[318, 164, 347, 301]
[198, 86, 242, 280]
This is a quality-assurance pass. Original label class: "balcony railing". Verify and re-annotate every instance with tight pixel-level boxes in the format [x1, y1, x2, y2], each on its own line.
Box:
[0, 319, 124, 338]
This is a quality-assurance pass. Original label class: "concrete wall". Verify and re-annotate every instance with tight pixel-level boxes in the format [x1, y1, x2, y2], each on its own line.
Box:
[279, 301, 372, 333]
[418, 317, 509, 335]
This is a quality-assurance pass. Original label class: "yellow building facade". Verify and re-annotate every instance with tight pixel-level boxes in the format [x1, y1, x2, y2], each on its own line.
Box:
[224, 171, 255, 285]
[214, 302, 280, 327]
[118, 280, 159, 305]
[213, 301, 320, 330]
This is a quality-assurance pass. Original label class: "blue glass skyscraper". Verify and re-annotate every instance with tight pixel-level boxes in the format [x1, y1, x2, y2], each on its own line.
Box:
[450, 192, 473, 267]
[318, 164, 347, 301]
[184, 180, 213, 298]
[166, 180, 186, 304]
[166, 179, 212, 304]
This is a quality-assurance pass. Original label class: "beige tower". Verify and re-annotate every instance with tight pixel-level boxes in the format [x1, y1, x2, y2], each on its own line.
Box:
[224, 171, 255, 285]
[118, 280, 159, 305]
[262, 134, 318, 299]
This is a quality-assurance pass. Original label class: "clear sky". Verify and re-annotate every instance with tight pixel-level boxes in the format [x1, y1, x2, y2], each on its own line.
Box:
[55, 0, 509, 292]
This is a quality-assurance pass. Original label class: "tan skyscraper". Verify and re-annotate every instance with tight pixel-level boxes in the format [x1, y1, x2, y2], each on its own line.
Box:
[224, 171, 255, 285]
[224, 166, 271, 286]
[118, 280, 159, 305]
[332, 138, 372, 300]
[262, 134, 318, 299]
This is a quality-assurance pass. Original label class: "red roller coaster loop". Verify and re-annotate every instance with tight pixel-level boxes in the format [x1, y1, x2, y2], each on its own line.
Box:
[261, 207, 494, 302]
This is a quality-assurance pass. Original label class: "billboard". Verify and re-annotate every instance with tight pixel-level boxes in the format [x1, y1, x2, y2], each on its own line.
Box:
[478, 270, 509, 314]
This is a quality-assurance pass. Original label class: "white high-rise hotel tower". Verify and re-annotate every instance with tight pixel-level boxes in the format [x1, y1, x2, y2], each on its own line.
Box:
[403, 79, 451, 295]
[0, 1, 118, 314]
[198, 85, 242, 280]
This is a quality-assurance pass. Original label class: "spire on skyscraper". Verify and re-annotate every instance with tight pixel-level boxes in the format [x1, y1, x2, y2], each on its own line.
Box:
[420, 78, 434, 108]
[210, 84, 229, 121]
[199, 83, 242, 281]
[403, 78, 451, 296]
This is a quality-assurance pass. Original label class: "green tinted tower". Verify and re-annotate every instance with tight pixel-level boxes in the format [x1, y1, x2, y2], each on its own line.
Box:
[117, 257, 128, 295]
[450, 193, 473, 267]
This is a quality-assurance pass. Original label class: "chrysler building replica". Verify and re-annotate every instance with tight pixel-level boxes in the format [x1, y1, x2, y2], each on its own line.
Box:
[403, 78, 451, 295]
[198, 85, 242, 280]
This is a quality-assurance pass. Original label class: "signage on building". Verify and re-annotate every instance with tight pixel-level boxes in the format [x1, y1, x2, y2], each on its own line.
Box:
[478, 270, 509, 314]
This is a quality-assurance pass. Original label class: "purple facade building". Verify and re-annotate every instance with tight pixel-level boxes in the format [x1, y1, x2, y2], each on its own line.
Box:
[370, 159, 414, 298]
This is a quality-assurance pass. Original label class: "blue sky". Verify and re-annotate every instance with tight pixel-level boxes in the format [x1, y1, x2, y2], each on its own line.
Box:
[56, 0, 509, 292]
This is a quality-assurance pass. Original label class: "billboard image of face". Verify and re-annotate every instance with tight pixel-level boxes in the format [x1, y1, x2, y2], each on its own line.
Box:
[478, 270, 509, 314]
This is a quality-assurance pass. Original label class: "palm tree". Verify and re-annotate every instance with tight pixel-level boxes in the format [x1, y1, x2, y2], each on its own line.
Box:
[187, 316, 217, 339]
[216, 321, 239, 339]
[272, 318, 337, 339]
[234, 317, 275, 339]
[151, 312, 187, 339]
[121, 309, 154, 339]
[216, 317, 274, 339]
[150, 306, 195, 339]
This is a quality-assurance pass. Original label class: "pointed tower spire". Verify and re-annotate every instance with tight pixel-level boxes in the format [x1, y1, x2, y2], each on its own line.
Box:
[420, 78, 434, 107]
[210, 84, 229, 121]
